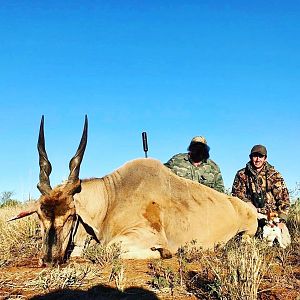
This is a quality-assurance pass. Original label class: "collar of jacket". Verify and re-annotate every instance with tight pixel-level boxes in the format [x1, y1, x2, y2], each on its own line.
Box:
[246, 161, 275, 177]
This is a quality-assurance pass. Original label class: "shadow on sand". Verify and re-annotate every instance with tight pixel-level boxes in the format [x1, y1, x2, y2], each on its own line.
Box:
[30, 284, 159, 300]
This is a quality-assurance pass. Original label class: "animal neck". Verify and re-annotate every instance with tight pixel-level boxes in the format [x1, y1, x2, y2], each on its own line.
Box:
[74, 178, 110, 237]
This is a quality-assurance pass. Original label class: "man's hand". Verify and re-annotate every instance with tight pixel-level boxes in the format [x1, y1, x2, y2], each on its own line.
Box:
[278, 221, 286, 230]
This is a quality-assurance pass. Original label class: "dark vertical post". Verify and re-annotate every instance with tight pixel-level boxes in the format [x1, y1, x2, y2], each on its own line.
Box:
[142, 132, 148, 158]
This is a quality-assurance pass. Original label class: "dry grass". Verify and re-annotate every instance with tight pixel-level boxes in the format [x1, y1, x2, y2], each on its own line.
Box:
[148, 260, 180, 293]
[84, 242, 126, 292]
[108, 260, 126, 292]
[0, 201, 299, 299]
[0, 203, 41, 266]
[26, 263, 101, 291]
[287, 199, 300, 238]
[194, 239, 271, 300]
[150, 239, 273, 300]
[83, 242, 122, 267]
[147, 236, 299, 300]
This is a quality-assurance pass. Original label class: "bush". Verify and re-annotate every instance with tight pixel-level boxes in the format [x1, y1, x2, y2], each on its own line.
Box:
[83, 242, 122, 267]
[287, 199, 300, 238]
[186, 239, 272, 300]
[0, 191, 20, 208]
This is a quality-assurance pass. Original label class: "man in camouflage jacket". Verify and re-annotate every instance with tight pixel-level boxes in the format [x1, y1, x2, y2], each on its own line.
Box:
[232, 144, 290, 220]
[232, 144, 291, 247]
[164, 136, 225, 193]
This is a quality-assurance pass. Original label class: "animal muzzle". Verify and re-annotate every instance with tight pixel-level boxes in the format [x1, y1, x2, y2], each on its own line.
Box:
[39, 249, 65, 266]
[39, 235, 66, 266]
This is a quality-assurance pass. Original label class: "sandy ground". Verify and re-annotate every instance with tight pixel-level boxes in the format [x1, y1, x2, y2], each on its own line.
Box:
[0, 255, 299, 300]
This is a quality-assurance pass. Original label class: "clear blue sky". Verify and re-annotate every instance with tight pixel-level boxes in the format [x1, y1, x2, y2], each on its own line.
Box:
[1, 1, 299, 201]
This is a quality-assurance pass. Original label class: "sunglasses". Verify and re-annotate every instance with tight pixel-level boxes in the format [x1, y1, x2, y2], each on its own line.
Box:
[250, 153, 265, 158]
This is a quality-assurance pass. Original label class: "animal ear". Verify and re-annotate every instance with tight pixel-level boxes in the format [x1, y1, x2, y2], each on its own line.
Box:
[7, 202, 38, 222]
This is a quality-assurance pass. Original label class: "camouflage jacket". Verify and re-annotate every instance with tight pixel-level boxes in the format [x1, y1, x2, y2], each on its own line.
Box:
[231, 161, 290, 219]
[164, 153, 225, 193]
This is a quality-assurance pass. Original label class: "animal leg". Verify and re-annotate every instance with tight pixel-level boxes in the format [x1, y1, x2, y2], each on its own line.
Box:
[106, 235, 161, 259]
[71, 245, 84, 257]
[120, 248, 162, 259]
[241, 217, 258, 244]
[150, 247, 172, 259]
[107, 228, 172, 259]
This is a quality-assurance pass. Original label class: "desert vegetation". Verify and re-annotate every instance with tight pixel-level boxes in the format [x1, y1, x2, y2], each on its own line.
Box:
[0, 192, 299, 299]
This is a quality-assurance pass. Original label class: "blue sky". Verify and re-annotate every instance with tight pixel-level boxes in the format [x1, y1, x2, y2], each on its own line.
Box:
[1, 1, 299, 201]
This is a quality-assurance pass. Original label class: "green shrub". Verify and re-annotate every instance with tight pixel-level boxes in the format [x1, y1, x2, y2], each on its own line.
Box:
[83, 242, 121, 267]
[0, 191, 21, 208]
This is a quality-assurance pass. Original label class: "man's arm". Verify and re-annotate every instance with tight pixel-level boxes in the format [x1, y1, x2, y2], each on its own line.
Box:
[208, 160, 224, 193]
[271, 172, 290, 221]
[231, 172, 251, 203]
[214, 170, 225, 193]
[164, 154, 186, 175]
[164, 156, 175, 169]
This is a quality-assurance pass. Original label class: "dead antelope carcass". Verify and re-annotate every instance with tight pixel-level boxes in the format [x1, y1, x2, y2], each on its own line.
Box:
[9, 116, 258, 265]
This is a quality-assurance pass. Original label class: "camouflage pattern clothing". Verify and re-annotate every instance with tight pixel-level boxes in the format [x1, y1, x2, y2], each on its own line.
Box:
[232, 161, 290, 220]
[164, 153, 225, 193]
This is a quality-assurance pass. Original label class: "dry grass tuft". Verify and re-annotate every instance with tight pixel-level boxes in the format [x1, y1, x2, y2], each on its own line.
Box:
[26, 263, 101, 291]
[83, 242, 122, 267]
[148, 260, 180, 293]
[287, 199, 300, 238]
[185, 239, 271, 300]
[0, 203, 41, 266]
[108, 260, 126, 292]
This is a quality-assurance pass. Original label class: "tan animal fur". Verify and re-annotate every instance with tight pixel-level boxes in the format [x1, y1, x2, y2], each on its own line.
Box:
[8, 116, 258, 264]
[72, 158, 258, 259]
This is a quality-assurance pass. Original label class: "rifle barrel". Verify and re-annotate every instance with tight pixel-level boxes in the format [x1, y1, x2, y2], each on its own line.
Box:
[142, 132, 148, 158]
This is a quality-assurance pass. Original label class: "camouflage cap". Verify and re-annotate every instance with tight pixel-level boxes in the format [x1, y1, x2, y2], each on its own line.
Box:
[250, 144, 267, 156]
[190, 136, 207, 145]
[188, 136, 210, 152]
